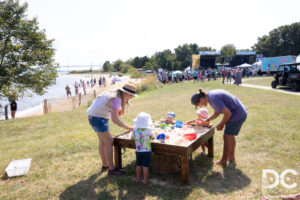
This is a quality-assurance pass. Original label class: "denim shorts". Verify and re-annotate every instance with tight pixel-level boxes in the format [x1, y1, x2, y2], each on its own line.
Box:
[88, 116, 109, 133]
[224, 116, 247, 136]
[136, 151, 151, 168]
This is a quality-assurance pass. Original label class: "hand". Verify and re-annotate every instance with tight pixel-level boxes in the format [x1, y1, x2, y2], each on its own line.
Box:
[216, 123, 224, 131]
[127, 126, 134, 131]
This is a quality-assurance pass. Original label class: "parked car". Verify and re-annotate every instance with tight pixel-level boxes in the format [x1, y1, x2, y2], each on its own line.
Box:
[144, 70, 153, 73]
[271, 63, 300, 91]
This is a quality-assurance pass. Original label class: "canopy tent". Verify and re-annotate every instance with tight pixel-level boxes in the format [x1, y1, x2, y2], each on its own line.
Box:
[184, 66, 191, 72]
[252, 61, 262, 69]
[172, 70, 183, 75]
[237, 63, 253, 68]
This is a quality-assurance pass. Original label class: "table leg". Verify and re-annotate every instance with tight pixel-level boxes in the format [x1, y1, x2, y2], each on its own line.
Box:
[114, 145, 122, 169]
[207, 136, 214, 158]
[181, 154, 189, 185]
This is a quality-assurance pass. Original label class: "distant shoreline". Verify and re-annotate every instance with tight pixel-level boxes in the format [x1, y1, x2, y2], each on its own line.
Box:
[1, 73, 140, 120]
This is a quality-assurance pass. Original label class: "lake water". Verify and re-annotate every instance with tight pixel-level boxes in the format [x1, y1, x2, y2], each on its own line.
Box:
[0, 74, 89, 120]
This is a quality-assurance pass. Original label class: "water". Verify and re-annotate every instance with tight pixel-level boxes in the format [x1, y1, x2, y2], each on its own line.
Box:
[0, 74, 90, 119]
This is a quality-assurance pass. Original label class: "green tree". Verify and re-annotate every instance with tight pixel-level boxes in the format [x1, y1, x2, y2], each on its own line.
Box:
[174, 44, 215, 70]
[221, 44, 236, 57]
[130, 56, 149, 68]
[252, 22, 300, 56]
[0, 0, 57, 99]
[112, 59, 123, 72]
[154, 49, 175, 71]
[102, 60, 110, 72]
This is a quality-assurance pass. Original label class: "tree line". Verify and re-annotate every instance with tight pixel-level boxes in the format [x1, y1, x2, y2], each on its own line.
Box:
[103, 22, 300, 73]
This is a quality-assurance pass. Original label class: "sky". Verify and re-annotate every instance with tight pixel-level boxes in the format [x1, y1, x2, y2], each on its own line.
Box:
[20, 0, 300, 67]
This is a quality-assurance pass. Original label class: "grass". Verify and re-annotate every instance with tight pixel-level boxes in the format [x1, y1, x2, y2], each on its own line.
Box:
[243, 77, 273, 87]
[1, 79, 300, 200]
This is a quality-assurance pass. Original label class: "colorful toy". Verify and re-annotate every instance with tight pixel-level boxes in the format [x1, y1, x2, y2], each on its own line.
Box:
[183, 133, 196, 141]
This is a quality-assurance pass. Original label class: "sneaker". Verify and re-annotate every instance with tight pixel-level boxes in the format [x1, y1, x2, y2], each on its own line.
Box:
[101, 166, 109, 173]
[108, 168, 126, 175]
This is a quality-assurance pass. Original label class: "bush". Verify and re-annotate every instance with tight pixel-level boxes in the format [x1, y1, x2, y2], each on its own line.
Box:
[136, 75, 162, 94]
[130, 73, 146, 79]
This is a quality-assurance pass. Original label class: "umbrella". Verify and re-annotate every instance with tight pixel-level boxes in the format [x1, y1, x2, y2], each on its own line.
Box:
[111, 77, 123, 82]
[172, 70, 183, 75]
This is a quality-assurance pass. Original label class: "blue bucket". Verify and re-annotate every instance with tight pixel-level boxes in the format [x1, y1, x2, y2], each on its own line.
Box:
[175, 120, 183, 128]
[156, 133, 166, 143]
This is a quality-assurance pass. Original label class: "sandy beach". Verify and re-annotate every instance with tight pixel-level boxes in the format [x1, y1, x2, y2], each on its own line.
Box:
[12, 73, 141, 119]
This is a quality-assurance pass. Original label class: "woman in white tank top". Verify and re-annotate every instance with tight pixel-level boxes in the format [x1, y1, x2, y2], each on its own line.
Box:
[88, 84, 138, 175]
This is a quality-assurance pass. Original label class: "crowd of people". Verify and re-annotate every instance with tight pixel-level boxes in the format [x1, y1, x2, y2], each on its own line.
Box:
[157, 67, 256, 86]
[65, 76, 107, 98]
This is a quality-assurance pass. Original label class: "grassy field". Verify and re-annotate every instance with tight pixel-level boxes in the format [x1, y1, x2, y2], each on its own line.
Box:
[243, 77, 273, 87]
[1, 79, 300, 200]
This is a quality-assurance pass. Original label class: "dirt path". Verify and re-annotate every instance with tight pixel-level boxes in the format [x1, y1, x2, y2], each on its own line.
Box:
[240, 83, 300, 96]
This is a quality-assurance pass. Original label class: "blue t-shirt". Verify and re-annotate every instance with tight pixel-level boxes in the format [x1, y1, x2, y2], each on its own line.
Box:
[193, 71, 198, 77]
[207, 89, 247, 122]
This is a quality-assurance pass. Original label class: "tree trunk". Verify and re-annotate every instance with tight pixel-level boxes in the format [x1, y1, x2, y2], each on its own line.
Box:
[0, 37, 10, 68]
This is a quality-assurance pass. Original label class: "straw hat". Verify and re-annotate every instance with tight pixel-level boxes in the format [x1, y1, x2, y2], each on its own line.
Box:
[119, 84, 138, 97]
[133, 112, 152, 129]
[196, 108, 208, 118]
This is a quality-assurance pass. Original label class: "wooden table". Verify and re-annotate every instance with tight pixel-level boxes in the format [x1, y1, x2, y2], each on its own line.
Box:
[113, 126, 215, 185]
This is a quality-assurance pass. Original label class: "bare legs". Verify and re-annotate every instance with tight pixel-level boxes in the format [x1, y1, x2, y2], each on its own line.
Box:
[214, 134, 235, 167]
[136, 166, 149, 184]
[97, 131, 114, 170]
[11, 111, 16, 119]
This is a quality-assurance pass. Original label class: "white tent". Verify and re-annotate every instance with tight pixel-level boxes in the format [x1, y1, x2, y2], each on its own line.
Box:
[237, 63, 253, 68]
[184, 66, 191, 72]
[297, 55, 300, 63]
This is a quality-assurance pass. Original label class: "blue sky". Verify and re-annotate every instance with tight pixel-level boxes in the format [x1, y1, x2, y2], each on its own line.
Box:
[21, 0, 300, 66]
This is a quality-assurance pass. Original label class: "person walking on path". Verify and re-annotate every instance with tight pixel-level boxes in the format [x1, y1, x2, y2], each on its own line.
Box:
[227, 70, 232, 84]
[74, 82, 79, 96]
[103, 77, 106, 87]
[222, 70, 227, 84]
[191, 88, 247, 167]
[99, 78, 102, 87]
[9, 97, 17, 119]
[235, 70, 242, 86]
[82, 81, 87, 95]
[87, 84, 138, 175]
[65, 84, 72, 98]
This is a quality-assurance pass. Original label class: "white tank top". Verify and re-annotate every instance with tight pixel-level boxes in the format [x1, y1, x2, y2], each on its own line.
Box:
[87, 93, 114, 119]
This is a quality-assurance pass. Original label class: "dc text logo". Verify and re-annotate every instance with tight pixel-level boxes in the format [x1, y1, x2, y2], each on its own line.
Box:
[262, 169, 298, 189]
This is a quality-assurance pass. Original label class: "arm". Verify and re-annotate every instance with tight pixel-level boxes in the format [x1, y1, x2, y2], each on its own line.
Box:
[207, 111, 220, 121]
[111, 108, 133, 131]
[216, 107, 232, 131]
[185, 119, 196, 125]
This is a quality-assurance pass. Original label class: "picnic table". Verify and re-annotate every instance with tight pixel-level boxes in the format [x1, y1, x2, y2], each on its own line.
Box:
[113, 125, 215, 185]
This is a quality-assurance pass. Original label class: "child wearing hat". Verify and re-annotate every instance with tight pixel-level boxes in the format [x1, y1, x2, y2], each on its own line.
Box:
[160, 111, 176, 125]
[131, 112, 155, 184]
[185, 108, 209, 153]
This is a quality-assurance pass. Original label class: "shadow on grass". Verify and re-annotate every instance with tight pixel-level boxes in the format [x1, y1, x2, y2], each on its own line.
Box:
[275, 87, 300, 94]
[190, 153, 251, 194]
[60, 153, 251, 199]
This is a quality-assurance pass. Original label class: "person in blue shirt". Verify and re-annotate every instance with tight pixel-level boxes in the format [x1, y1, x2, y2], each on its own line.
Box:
[193, 71, 198, 82]
[191, 88, 247, 167]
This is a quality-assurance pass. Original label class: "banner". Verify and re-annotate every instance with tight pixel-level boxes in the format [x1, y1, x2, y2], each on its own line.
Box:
[236, 51, 256, 55]
[192, 55, 200, 68]
[199, 51, 221, 55]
